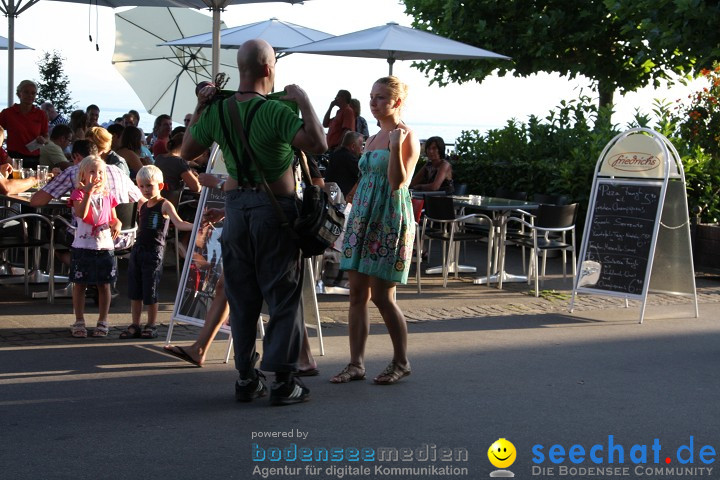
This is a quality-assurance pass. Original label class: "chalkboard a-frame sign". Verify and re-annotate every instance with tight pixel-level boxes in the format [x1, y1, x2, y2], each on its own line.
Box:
[569, 128, 698, 324]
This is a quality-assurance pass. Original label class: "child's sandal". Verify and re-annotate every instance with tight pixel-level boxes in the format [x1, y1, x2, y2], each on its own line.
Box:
[119, 324, 142, 339]
[71, 322, 87, 338]
[141, 325, 158, 339]
[92, 321, 110, 337]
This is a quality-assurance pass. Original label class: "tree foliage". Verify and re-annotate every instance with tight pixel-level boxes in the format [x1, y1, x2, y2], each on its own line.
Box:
[452, 70, 720, 224]
[401, 0, 720, 110]
[36, 50, 74, 115]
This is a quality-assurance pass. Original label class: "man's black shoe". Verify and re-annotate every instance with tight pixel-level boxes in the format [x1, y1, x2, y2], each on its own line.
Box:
[270, 375, 310, 406]
[235, 370, 267, 402]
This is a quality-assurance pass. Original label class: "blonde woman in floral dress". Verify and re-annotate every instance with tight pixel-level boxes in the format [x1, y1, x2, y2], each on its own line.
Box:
[331, 76, 420, 385]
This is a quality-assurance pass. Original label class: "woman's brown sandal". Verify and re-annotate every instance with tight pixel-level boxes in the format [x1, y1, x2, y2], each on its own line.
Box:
[330, 363, 366, 384]
[373, 361, 411, 385]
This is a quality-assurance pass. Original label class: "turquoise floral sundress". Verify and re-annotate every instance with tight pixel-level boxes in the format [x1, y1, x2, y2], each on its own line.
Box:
[339, 149, 415, 284]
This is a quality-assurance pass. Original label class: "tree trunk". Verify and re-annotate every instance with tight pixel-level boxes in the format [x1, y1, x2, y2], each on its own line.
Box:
[597, 79, 615, 111]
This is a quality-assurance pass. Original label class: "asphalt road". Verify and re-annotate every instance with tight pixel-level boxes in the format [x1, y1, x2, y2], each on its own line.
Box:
[2, 271, 719, 479]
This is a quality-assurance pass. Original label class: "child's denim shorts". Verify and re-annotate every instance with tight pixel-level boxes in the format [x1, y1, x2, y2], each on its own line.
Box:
[69, 248, 116, 285]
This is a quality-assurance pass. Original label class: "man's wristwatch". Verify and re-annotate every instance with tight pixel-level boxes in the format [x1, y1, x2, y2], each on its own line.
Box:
[215, 178, 225, 190]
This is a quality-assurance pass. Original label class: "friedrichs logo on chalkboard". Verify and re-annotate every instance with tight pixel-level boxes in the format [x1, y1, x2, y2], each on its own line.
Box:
[609, 152, 659, 172]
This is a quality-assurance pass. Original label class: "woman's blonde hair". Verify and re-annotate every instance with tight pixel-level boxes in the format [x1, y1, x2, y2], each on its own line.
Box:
[375, 76, 409, 104]
[76, 155, 108, 194]
[86, 126, 113, 154]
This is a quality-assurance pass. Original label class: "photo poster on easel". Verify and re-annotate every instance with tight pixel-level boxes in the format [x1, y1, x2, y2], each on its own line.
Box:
[570, 128, 698, 323]
[170, 146, 229, 332]
[168, 146, 325, 353]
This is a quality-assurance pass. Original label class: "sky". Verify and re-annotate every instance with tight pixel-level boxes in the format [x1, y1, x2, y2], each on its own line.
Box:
[0, 0, 705, 141]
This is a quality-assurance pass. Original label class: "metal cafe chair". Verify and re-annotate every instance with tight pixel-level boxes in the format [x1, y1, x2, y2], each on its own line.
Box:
[411, 197, 424, 293]
[113, 202, 140, 259]
[528, 193, 570, 252]
[494, 189, 529, 272]
[419, 196, 494, 288]
[502, 203, 579, 297]
[0, 207, 55, 301]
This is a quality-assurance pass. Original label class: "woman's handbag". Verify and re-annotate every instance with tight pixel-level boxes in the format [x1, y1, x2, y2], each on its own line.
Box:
[220, 96, 344, 258]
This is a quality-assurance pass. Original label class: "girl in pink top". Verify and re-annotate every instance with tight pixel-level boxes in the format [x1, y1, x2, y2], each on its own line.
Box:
[69, 155, 121, 338]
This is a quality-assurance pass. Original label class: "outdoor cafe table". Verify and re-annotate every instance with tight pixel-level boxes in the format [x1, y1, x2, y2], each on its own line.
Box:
[412, 192, 539, 288]
[0, 190, 70, 298]
[412, 191, 477, 274]
[454, 195, 539, 288]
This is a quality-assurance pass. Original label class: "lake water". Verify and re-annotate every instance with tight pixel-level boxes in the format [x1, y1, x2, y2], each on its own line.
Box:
[100, 108, 495, 149]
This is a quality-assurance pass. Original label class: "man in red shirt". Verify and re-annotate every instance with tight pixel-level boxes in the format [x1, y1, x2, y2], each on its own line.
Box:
[0, 80, 49, 169]
[323, 89, 355, 151]
[151, 114, 173, 156]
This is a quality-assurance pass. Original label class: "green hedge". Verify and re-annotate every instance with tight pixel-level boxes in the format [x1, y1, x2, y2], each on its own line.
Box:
[453, 90, 720, 226]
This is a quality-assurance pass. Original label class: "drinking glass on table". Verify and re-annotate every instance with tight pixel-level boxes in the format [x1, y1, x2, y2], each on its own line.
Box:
[23, 168, 35, 180]
[36, 165, 49, 188]
[11, 158, 23, 179]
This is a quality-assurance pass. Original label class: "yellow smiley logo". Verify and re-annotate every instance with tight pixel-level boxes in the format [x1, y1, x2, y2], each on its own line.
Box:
[488, 438, 517, 469]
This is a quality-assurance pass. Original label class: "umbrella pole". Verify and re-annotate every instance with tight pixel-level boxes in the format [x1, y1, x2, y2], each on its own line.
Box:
[388, 56, 395, 76]
[212, 8, 221, 79]
[7, 0, 15, 107]
[169, 76, 181, 119]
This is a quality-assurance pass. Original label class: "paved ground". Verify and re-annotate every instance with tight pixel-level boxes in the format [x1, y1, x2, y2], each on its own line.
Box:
[1, 249, 719, 479]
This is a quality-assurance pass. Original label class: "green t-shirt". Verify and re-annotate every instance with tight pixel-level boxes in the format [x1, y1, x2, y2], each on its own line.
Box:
[191, 97, 303, 183]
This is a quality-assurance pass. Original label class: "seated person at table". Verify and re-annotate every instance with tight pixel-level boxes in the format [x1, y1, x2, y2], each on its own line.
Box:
[30, 140, 142, 208]
[85, 104, 100, 129]
[41, 102, 69, 133]
[69, 110, 87, 143]
[106, 123, 124, 152]
[154, 133, 201, 199]
[125, 109, 147, 146]
[119, 165, 193, 340]
[87, 126, 131, 178]
[0, 125, 11, 165]
[325, 130, 362, 197]
[39, 124, 73, 169]
[151, 114, 173, 156]
[0, 163, 37, 195]
[409, 136, 454, 194]
[115, 126, 149, 178]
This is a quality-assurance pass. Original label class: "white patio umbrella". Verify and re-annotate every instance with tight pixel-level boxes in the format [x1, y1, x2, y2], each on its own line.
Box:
[1, 0, 309, 106]
[112, 7, 239, 123]
[281, 21, 510, 75]
[160, 17, 333, 57]
[0, 35, 32, 50]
